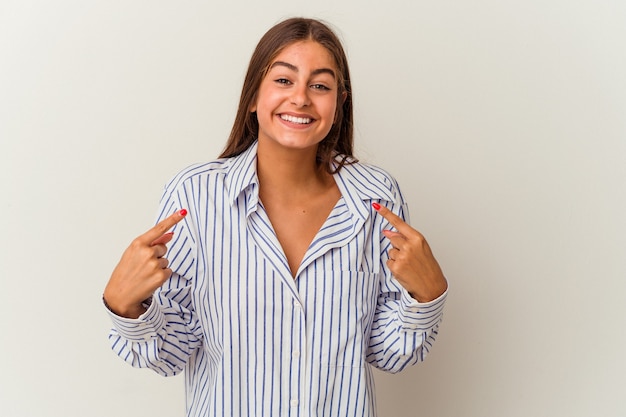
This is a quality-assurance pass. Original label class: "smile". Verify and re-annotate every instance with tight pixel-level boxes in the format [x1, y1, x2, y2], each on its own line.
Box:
[279, 114, 313, 124]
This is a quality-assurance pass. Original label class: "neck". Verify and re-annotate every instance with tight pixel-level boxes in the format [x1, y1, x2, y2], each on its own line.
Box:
[256, 140, 331, 197]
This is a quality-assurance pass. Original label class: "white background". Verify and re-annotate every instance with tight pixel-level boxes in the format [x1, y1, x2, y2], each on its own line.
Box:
[1, 1, 625, 416]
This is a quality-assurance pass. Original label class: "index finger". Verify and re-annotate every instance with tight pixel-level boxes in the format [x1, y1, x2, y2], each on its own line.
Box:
[140, 209, 187, 243]
[372, 203, 417, 237]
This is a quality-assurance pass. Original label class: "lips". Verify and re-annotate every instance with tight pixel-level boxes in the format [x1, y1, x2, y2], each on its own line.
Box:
[279, 114, 313, 124]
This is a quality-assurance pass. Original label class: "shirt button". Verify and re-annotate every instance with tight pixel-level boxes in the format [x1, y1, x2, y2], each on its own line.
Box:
[290, 399, 299, 407]
[292, 351, 300, 358]
[293, 301, 301, 309]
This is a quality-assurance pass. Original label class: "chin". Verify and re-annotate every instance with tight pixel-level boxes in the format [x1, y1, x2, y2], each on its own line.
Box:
[261, 135, 325, 152]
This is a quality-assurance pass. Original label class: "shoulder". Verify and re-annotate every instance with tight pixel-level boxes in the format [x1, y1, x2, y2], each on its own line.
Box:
[337, 159, 406, 204]
[163, 158, 232, 192]
[345, 160, 400, 185]
[161, 143, 258, 206]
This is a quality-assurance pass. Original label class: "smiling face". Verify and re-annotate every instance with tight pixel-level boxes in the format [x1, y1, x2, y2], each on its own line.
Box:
[251, 40, 340, 154]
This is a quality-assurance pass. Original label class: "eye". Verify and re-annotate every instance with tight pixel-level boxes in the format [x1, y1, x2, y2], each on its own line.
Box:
[310, 83, 331, 91]
[274, 78, 292, 86]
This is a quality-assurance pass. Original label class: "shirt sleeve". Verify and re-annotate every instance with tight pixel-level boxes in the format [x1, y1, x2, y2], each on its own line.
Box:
[365, 199, 448, 374]
[105, 176, 204, 377]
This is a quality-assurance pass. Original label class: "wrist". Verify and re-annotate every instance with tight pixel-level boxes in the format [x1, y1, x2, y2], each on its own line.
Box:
[102, 295, 147, 319]
[409, 279, 448, 303]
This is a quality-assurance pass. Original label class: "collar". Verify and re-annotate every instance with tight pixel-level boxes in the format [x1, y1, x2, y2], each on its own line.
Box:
[224, 141, 397, 219]
[332, 157, 397, 224]
[225, 141, 260, 207]
[332, 158, 396, 203]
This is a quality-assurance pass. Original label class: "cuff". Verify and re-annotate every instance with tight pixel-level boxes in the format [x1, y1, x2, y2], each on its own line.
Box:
[104, 298, 166, 342]
[397, 287, 448, 332]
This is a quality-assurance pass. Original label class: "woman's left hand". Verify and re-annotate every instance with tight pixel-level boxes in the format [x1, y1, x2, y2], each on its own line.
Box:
[373, 203, 448, 303]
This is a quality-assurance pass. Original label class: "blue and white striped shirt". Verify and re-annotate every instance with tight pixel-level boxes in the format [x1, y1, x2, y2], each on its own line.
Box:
[107, 141, 447, 417]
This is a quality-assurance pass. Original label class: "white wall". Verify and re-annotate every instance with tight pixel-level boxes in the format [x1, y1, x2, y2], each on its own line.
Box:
[1, 1, 625, 416]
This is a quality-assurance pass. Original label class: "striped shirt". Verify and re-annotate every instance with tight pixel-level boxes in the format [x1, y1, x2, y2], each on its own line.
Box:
[107, 141, 447, 417]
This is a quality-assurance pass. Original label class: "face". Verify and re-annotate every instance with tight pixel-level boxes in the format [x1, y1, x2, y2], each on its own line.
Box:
[251, 40, 340, 153]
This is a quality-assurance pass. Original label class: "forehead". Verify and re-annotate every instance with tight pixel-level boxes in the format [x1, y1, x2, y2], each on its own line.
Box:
[270, 40, 337, 71]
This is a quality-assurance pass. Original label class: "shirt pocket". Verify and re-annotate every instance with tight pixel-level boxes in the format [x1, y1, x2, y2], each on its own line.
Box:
[307, 271, 379, 368]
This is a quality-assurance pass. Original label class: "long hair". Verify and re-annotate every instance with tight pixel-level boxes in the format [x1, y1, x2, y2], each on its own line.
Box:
[219, 17, 355, 173]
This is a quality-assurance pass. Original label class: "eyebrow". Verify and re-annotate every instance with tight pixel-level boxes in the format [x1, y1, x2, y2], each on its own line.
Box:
[269, 61, 336, 78]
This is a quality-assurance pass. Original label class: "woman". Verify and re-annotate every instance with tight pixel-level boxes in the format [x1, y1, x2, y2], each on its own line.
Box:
[104, 17, 448, 417]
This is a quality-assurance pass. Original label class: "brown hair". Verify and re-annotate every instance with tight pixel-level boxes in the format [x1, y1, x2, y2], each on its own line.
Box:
[219, 17, 355, 173]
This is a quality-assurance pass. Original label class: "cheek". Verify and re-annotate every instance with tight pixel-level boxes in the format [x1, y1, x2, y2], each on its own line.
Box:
[325, 99, 340, 123]
[253, 88, 279, 115]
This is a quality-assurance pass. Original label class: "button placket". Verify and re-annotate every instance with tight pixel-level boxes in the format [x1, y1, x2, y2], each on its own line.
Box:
[289, 297, 306, 413]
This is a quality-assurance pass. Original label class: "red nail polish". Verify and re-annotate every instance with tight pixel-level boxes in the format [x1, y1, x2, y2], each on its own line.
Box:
[372, 202, 381, 211]
[179, 209, 188, 216]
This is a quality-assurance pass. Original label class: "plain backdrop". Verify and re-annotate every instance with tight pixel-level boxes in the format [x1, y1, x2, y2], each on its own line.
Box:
[1, 1, 625, 416]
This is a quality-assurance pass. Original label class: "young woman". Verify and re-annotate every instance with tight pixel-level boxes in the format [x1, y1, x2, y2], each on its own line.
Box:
[104, 17, 448, 417]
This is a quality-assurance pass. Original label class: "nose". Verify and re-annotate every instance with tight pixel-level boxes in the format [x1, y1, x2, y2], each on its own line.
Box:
[290, 84, 311, 107]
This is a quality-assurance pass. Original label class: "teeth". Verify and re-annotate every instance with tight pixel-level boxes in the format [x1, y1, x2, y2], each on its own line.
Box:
[280, 114, 312, 124]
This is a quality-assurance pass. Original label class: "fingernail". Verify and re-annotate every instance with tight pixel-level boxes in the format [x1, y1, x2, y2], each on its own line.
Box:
[372, 202, 381, 211]
[179, 209, 188, 216]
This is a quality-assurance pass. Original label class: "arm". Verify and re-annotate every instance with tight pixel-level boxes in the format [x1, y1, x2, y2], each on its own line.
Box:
[104, 190, 203, 376]
[366, 201, 448, 373]
[105, 281, 203, 377]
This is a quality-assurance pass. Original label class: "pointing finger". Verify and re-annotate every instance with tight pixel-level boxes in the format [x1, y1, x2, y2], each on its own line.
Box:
[372, 203, 417, 237]
[140, 209, 187, 244]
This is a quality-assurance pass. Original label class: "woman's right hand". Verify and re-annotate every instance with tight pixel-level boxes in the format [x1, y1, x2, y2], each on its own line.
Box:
[103, 209, 187, 319]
